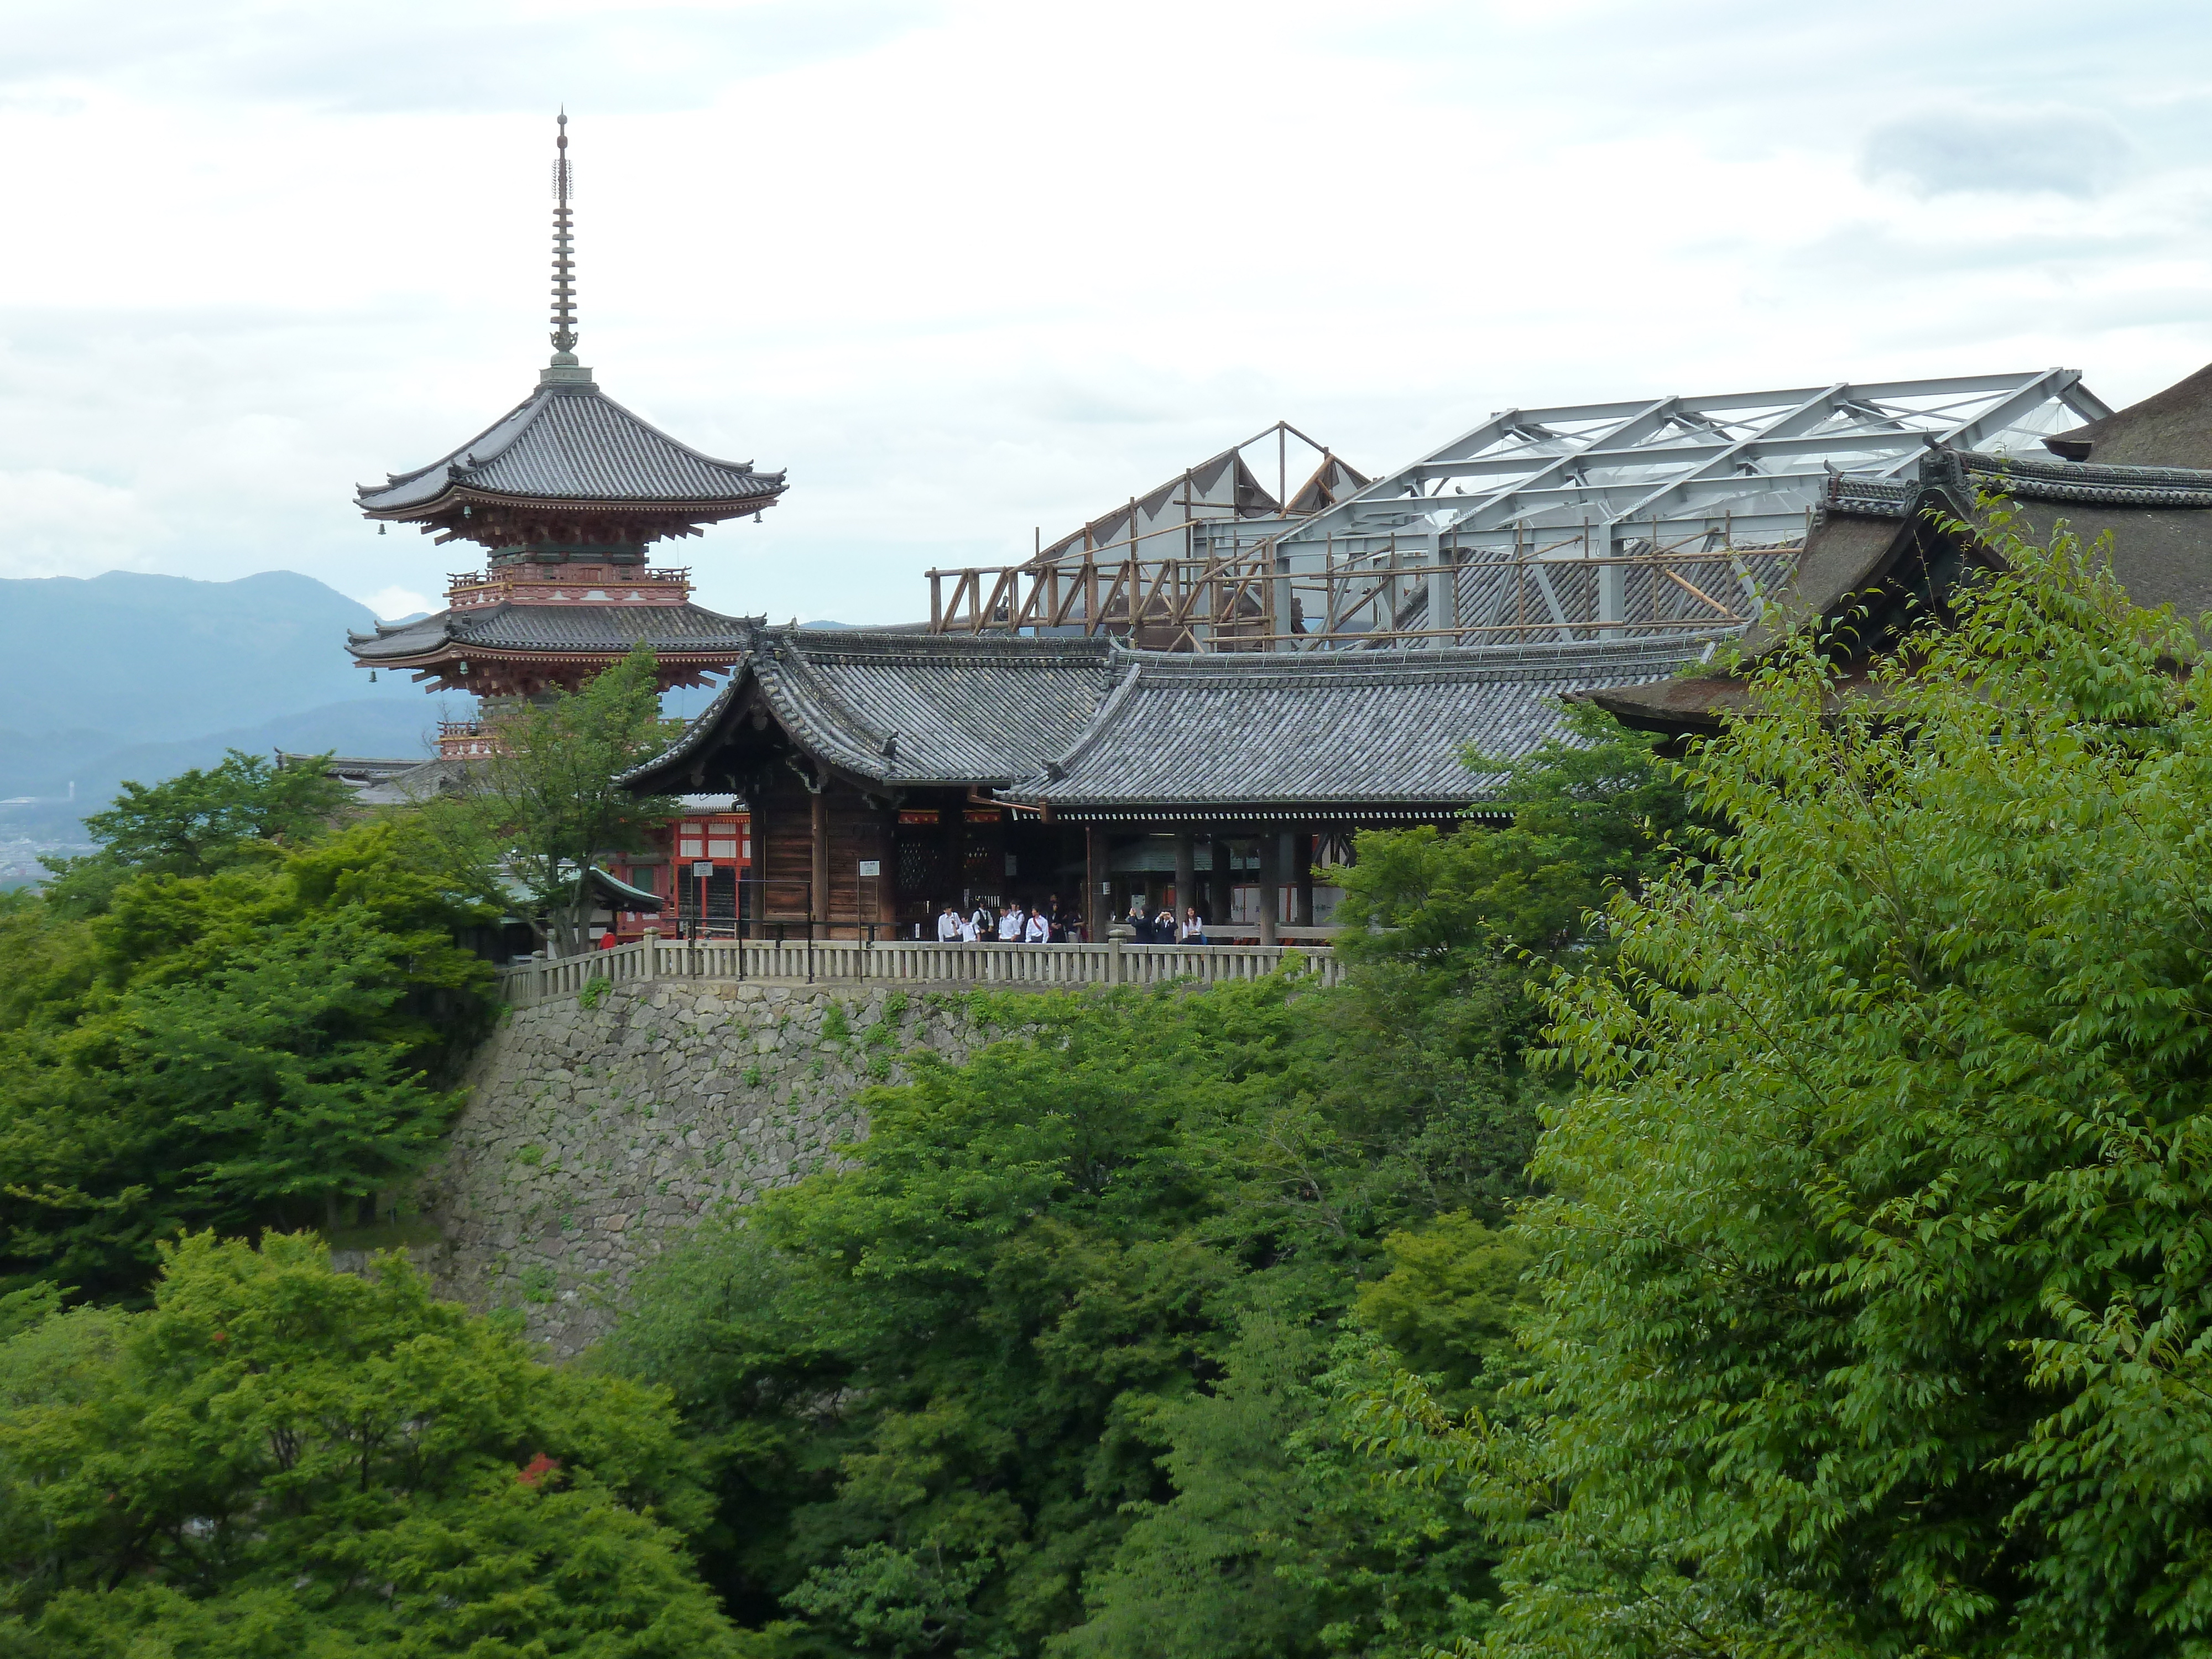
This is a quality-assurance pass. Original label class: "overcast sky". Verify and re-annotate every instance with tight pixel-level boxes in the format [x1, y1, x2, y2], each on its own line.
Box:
[3, 0, 2210, 625]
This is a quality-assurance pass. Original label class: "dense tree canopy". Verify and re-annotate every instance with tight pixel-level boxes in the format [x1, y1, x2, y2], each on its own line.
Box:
[607, 961, 1554, 1656]
[1354, 512, 2212, 1655]
[0, 1233, 737, 1654]
[0, 795, 494, 1301]
[38, 749, 356, 920]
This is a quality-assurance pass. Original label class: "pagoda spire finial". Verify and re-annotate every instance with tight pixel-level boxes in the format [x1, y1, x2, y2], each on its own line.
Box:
[549, 109, 580, 367]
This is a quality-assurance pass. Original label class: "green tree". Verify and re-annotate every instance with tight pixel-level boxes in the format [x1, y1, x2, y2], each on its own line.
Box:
[431, 646, 680, 956]
[1365, 510, 2212, 1655]
[0, 1232, 738, 1655]
[610, 973, 1539, 1657]
[0, 820, 494, 1299]
[1060, 1229, 1528, 1659]
[39, 750, 354, 918]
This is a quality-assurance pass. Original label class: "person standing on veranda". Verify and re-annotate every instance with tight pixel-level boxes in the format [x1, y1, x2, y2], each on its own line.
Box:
[1024, 905, 1050, 945]
[1180, 906, 1207, 946]
[937, 903, 962, 942]
[998, 904, 1024, 942]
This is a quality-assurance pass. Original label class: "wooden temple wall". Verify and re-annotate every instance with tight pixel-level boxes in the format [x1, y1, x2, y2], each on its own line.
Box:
[749, 767, 896, 930]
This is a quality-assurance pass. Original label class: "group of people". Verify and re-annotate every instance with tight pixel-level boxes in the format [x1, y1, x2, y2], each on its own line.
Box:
[933, 898, 1078, 944]
[1124, 898, 1207, 945]
[927, 896, 1211, 946]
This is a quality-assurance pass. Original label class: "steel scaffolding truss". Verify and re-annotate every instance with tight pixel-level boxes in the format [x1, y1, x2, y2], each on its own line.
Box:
[1261, 369, 2107, 557]
[925, 369, 2110, 649]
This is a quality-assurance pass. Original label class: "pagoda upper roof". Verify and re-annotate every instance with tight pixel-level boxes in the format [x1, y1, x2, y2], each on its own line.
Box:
[356, 369, 787, 519]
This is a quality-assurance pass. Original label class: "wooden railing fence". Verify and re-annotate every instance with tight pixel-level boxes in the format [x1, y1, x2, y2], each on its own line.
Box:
[495, 934, 1341, 1008]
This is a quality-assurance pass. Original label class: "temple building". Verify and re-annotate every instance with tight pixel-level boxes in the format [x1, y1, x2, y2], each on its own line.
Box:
[346, 113, 784, 757]
[617, 623, 1707, 942]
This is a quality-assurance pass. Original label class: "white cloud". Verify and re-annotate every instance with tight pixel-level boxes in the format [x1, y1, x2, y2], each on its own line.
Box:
[359, 586, 435, 621]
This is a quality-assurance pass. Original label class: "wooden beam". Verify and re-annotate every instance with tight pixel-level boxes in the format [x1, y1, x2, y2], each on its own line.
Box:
[810, 784, 829, 924]
[1085, 825, 1108, 941]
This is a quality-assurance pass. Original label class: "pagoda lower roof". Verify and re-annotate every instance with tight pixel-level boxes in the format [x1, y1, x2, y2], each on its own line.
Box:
[356, 372, 786, 518]
[348, 599, 758, 666]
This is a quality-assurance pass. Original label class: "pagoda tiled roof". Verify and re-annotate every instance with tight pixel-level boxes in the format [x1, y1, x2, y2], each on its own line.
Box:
[348, 599, 758, 663]
[356, 377, 786, 515]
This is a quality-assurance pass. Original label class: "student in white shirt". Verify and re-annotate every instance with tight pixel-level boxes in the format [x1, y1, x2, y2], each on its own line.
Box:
[959, 914, 980, 943]
[936, 905, 961, 942]
[997, 905, 1024, 942]
[971, 905, 992, 938]
[1024, 907, 1050, 943]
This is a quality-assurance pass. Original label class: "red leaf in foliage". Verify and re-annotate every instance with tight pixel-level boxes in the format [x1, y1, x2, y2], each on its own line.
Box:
[517, 1452, 562, 1488]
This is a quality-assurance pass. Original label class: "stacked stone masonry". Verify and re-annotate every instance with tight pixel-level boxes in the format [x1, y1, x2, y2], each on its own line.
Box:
[413, 981, 989, 1359]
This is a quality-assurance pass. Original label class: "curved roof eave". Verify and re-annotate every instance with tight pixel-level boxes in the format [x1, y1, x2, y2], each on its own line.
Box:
[354, 379, 787, 516]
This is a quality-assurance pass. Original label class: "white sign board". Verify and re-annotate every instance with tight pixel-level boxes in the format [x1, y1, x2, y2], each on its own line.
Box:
[857, 860, 881, 878]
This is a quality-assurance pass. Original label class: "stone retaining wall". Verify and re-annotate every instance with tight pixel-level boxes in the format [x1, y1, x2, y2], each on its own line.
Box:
[413, 980, 991, 1359]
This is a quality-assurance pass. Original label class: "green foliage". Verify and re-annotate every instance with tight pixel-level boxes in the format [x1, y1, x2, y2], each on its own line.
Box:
[1352, 1213, 1533, 1411]
[0, 818, 495, 1300]
[609, 967, 1543, 1656]
[1333, 700, 1689, 971]
[580, 973, 613, 1009]
[427, 646, 682, 956]
[0, 1232, 737, 1653]
[39, 749, 354, 919]
[1382, 514, 2212, 1654]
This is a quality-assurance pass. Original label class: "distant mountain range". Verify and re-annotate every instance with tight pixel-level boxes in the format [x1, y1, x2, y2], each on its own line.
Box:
[0, 571, 451, 843]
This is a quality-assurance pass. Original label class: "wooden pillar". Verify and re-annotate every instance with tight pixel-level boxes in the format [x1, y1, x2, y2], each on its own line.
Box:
[1256, 830, 1280, 945]
[1085, 825, 1108, 940]
[810, 786, 828, 925]
[1208, 834, 1232, 930]
[942, 794, 966, 909]
[879, 806, 899, 933]
[1292, 831, 1314, 927]
[1173, 831, 1195, 925]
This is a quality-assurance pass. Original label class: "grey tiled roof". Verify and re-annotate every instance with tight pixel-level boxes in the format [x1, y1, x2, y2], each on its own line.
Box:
[623, 627, 1119, 790]
[357, 380, 785, 513]
[1946, 448, 2212, 509]
[348, 601, 757, 662]
[1005, 636, 1714, 812]
[619, 627, 1709, 810]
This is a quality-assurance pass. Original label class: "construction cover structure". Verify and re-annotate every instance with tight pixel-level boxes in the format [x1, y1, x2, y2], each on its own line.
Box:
[924, 369, 2110, 650]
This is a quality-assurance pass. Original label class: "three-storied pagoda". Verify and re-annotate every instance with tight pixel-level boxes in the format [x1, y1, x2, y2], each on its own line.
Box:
[347, 114, 785, 755]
